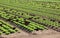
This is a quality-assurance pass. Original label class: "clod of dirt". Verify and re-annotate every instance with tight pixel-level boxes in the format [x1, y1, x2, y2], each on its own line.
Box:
[24, 20, 30, 25]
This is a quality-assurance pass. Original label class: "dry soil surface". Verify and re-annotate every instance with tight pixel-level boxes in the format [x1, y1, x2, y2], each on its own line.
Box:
[1, 29, 60, 38]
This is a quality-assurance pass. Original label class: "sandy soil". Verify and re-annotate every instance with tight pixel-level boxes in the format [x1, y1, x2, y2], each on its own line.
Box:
[1, 29, 60, 38]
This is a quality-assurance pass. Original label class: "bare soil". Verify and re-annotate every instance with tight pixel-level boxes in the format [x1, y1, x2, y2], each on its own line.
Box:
[0, 29, 60, 38]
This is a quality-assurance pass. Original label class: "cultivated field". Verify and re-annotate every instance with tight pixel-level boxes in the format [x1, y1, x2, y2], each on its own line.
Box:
[0, 0, 60, 38]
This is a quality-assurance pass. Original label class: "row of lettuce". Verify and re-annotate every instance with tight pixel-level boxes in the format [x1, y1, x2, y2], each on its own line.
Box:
[0, 7, 47, 34]
[0, 2, 60, 22]
[0, 20, 19, 35]
[0, 5, 60, 32]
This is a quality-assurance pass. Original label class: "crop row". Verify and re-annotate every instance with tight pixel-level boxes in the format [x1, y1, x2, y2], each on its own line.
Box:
[12, 17, 47, 32]
[0, 4, 60, 23]
[0, 9, 47, 32]
[0, 7, 60, 32]
[1, 2, 60, 16]
[0, 0, 60, 10]
[0, 20, 19, 35]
